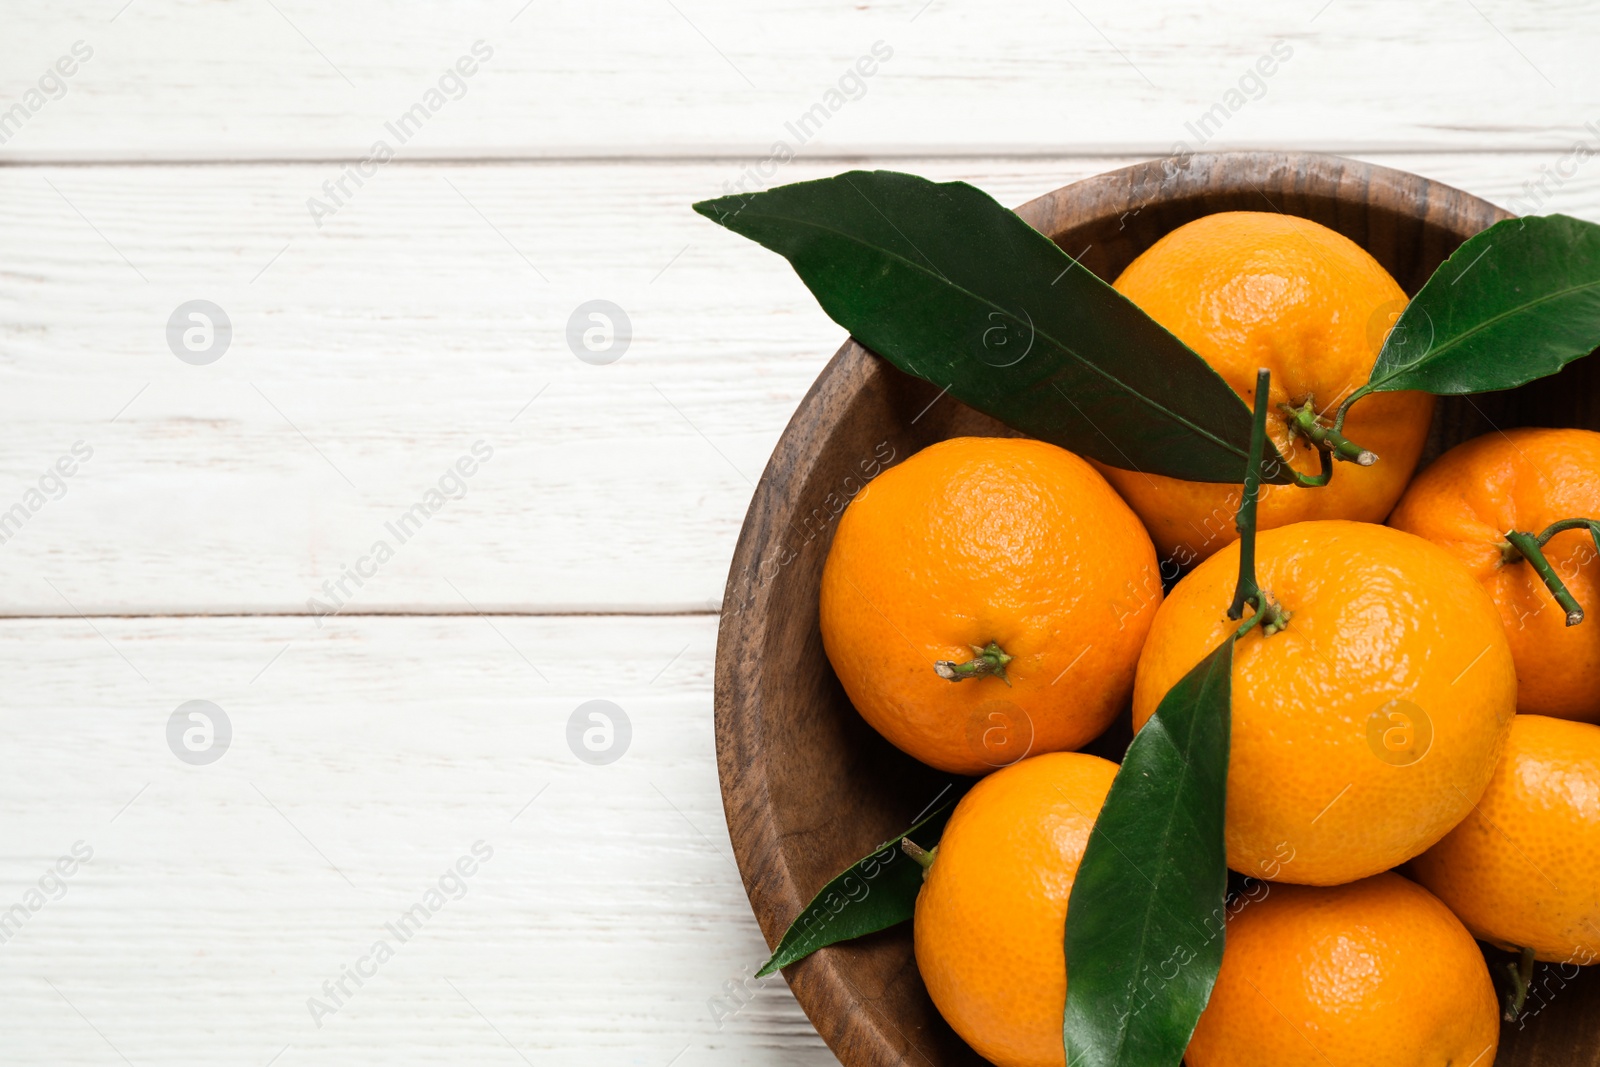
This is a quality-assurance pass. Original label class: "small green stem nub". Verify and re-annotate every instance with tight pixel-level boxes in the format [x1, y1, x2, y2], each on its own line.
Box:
[900, 837, 937, 879]
[1281, 398, 1379, 467]
[1227, 371, 1292, 636]
[1504, 530, 1586, 627]
[935, 641, 1013, 685]
[1501, 945, 1537, 1022]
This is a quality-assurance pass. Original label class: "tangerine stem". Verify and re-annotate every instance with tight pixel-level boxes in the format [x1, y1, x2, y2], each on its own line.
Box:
[1286, 447, 1334, 490]
[1232, 607, 1266, 640]
[1331, 384, 1370, 435]
[1532, 516, 1600, 551]
[1228, 371, 1293, 634]
[1505, 529, 1585, 627]
[934, 641, 1013, 685]
[1228, 371, 1271, 621]
[900, 837, 936, 874]
[1501, 945, 1537, 1022]
[1280, 398, 1379, 467]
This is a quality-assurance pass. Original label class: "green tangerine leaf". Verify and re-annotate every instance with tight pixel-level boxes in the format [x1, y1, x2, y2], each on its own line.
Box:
[755, 792, 959, 978]
[694, 171, 1292, 485]
[1364, 214, 1600, 397]
[1063, 635, 1234, 1067]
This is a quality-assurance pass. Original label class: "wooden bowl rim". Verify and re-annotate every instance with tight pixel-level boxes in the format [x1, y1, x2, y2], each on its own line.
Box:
[713, 150, 1511, 1065]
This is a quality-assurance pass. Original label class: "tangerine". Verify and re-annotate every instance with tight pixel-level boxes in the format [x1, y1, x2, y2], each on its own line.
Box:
[1411, 714, 1600, 963]
[1099, 211, 1434, 566]
[821, 437, 1160, 775]
[1186, 873, 1499, 1067]
[1390, 427, 1600, 721]
[913, 751, 1118, 1067]
[1133, 520, 1515, 885]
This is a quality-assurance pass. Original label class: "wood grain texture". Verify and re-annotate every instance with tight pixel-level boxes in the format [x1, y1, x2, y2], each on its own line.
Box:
[5, 1, 1600, 161]
[6, 154, 1600, 616]
[716, 152, 1600, 1067]
[0, 158, 1093, 616]
[0, 613, 841, 1065]
[8, 4, 1600, 1059]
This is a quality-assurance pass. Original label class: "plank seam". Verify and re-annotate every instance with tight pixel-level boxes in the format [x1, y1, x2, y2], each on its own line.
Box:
[0, 146, 1581, 168]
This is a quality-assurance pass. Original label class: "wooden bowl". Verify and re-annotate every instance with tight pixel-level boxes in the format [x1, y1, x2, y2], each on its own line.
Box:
[714, 152, 1600, 1067]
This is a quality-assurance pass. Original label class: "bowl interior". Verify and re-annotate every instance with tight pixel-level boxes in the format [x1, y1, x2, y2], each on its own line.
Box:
[715, 152, 1600, 1067]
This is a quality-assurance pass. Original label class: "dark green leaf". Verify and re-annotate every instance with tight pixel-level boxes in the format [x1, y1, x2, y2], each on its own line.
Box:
[1063, 636, 1234, 1067]
[694, 171, 1291, 484]
[756, 792, 958, 977]
[1363, 214, 1600, 397]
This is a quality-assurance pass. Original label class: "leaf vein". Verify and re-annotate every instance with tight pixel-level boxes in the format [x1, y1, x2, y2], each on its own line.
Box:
[1375, 276, 1600, 388]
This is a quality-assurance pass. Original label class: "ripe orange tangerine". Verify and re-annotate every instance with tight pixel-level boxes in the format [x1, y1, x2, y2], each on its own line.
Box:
[1186, 873, 1500, 1067]
[1411, 714, 1600, 964]
[1390, 427, 1600, 721]
[821, 436, 1161, 775]
[1133, 520, 1515, 885]
[1099, 211, 1434, 567]
[913, 751, 1119, 1067]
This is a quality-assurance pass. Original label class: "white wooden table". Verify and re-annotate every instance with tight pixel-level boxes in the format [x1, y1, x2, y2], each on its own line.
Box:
[3, 3, 1599, 1063]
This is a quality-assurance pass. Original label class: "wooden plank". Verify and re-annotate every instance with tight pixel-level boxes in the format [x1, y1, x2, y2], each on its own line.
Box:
[3, 153, 1600, 615]
[0, 156, 1117, 616]
[3, 1, 1600, 161]
[0, 613, 832, 1064]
